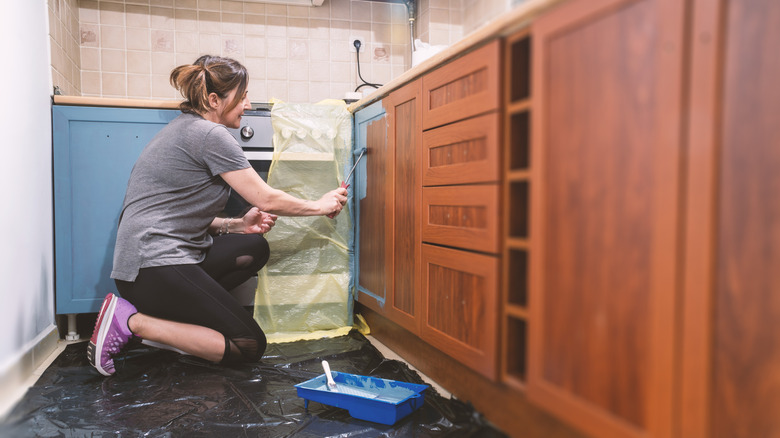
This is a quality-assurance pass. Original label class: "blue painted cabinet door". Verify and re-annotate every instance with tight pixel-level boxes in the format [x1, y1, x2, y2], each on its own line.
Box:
[352, 101, 391, 314]
[52, 105, 179, 314]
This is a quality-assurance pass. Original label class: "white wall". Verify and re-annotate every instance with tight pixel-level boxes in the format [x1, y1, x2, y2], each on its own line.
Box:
[0, 0, 57, 415]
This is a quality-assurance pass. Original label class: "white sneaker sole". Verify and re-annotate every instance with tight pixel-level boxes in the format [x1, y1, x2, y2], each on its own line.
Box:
[87, 294, 118, 376]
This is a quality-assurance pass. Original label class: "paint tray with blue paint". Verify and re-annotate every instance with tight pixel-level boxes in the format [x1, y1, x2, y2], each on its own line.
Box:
[295, 365, 429, 425]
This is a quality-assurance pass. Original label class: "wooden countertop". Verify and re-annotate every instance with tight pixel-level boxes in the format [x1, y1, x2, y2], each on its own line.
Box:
[347, 0, 565, 112]
[53, 95, 181, 109]
[53, 0, 564, 113]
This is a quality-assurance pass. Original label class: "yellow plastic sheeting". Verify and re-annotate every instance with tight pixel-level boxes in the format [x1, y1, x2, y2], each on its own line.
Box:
[254, 100, 354, 343]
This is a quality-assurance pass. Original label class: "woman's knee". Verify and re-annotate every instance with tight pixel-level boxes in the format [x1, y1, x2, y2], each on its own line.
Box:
[235, 235, 270, 271]
[227, 331, 267, 363]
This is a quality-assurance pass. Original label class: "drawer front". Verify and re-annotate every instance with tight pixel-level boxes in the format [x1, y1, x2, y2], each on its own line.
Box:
[423, 112, 500, 186]
[422, 185, 500, 254]
[421, 244, 499, 380]
[422, 40, 501, 130]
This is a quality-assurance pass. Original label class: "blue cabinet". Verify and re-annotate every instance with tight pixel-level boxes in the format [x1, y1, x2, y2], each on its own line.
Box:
[52, 105, 179, 314]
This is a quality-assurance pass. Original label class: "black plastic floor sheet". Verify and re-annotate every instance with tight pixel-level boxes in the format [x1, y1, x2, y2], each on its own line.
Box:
[2, 330, 506, 437]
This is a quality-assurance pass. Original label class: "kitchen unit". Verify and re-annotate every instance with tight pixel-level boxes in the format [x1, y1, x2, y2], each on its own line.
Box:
[351, 0, 780, 437]
[49, 0, 780, 436]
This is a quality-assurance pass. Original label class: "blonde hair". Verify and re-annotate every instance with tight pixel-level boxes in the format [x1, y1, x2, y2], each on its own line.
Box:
[170, 55, 248, 115]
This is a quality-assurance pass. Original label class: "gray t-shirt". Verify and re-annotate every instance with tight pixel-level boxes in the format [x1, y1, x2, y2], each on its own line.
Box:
[111, 112, 250, 282]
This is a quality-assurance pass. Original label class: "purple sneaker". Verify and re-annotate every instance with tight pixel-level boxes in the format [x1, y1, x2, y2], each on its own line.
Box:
[87, 293, 138, 376]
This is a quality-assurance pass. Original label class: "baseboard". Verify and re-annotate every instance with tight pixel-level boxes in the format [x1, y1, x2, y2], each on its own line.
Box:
[0, 325, 60, 420]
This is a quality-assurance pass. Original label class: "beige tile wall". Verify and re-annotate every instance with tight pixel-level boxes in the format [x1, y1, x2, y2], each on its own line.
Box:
[49, 0, 83, 95]
[73, 0, 410, 103]
[416, 0, 522, 47]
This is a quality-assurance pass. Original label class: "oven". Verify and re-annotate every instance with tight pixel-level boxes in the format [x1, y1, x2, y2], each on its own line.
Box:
[223, 105, 274, 217]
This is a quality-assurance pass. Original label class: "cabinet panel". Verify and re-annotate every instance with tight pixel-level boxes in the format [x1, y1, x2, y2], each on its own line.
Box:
[385, 80, 422, 332]
[422, 185, 500, 254]
[528, 0, 685, 437]
[421, 244, 498, 380]
[354, 101, 392, 312]
[52, 106, 179, 314]
[422, 40, 501, 130]
[422, 113, 500, 186]
[682, 3, 780, 437]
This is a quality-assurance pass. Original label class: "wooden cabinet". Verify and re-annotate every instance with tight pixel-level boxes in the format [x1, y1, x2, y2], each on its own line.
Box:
[417, 40, 503, 380]
[354, 79, 422, 334]
[527, 0, 686, 436]
[680, 1, 780, 437]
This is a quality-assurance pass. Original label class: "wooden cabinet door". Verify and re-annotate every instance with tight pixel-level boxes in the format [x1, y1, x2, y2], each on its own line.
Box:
[384, 79, 422, 333]
[420, 244, 499, 380]
[681, 1, 780, 437]
[528, 0, 686, 437]
[354, 101, 392, 313]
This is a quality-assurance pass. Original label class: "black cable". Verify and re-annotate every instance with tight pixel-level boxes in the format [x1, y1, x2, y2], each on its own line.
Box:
[353, 40, 383, 92]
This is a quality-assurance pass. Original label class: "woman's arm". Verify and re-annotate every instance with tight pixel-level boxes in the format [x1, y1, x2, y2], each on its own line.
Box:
[208, 208, 278, 235]
[220, 167, 347, 217]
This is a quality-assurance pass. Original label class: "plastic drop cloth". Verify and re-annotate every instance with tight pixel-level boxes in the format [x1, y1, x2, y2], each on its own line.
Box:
[254, 101, 355, 343]
[1, 331, 508, 437]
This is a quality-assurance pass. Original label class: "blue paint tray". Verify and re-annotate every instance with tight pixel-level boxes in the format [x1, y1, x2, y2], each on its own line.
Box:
[295, 372, 429, 425]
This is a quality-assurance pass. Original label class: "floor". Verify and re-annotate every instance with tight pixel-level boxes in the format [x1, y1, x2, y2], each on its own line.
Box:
[2, 331, 502, 437]
[0, 333, 451, 422]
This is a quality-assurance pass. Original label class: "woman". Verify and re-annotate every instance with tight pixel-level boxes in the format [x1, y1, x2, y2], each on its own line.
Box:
[87, 55, 348, 376]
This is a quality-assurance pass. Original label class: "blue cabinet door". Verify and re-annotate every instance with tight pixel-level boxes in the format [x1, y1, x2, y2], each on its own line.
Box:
[352, 100, 390, 311]
[52, 105, 179, 314]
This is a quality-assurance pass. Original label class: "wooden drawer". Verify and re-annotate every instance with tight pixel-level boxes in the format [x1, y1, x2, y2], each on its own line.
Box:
[422, 184, 500, 254]
[423, 112, 500, 186]
[422, 40, 501, 130]
[421, 244, 499, 380]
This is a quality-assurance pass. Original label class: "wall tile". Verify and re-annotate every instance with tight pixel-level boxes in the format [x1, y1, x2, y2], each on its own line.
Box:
[102, 72, 127, 96]
[127, 50, 151, 74]
[128, 74, 151, 97]
[81, 47, 100, 71]
[65, 0, 516, 102]
[288, 18, 308, 38]
[222, 13, 244, 35]
[150, 7, 175, 29]
[330, 0, 350, 20]
[127, 4, 151, 27]
[351, 1, 370, 22]
[80, 24, 99, 47]
[101, 49, 126, 72]
[101, 25, 126, 49]
[176, 31, 198, 53]
[244, 14, 266, 36]
[266, 37, 287, 59]
[371, 2, 391, 23]
[126, 27, 151, 51]
[198, 33, 221, 55]
[174, 8, 197, 31]
[288, 60, 309, 81]
[81, 71, 101, 95]
[289, 39, 308, 60]
[151, 29, 174, 51]
[222, 36, 243, 58]
[245, 36, 266, 58]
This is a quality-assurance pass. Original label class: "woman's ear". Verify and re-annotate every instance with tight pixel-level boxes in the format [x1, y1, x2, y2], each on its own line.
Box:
[207, 92, 222, 110]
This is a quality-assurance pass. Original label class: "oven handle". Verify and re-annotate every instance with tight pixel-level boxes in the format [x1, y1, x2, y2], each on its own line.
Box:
[244, 151, 274, 161]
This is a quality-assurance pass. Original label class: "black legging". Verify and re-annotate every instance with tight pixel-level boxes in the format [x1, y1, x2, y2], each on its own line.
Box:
[115, 233, 270, 363]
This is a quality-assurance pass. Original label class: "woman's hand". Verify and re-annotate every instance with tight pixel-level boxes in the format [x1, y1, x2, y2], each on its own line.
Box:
[320, 187, 348, 218]
[242, 207, 278, 234]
